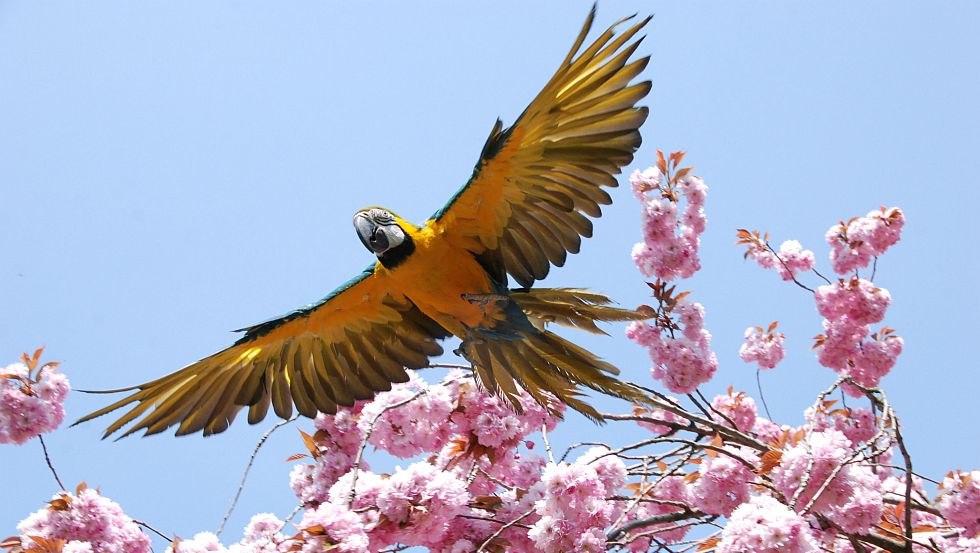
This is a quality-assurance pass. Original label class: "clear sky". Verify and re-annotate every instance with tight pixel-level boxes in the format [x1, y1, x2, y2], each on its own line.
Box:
[3, 1, 978, 548]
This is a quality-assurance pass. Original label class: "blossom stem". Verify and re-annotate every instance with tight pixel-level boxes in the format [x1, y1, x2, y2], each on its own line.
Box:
[37, 435, 66, 491]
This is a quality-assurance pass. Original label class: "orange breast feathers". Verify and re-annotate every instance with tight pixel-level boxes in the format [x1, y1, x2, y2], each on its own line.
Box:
[379, 221, 496, 335]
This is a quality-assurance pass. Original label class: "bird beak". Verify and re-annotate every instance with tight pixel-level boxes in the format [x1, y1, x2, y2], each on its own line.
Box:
[354, 213, 389, 254]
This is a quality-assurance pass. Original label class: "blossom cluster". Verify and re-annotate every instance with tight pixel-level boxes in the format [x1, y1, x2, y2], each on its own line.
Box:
[15, 484, 151, 553]
[938, 470, 980, 538]
[629, 152, 708, 281]
[814, 277, 904, 391]
[826, 207, 905, 275]
[716, 494, 819, 552]
[771, 429, 884, 535]
[743, 237, 816, 281]
[626, 299, 718, 394]
[0, 349, 69, 445]
[738, 322, 786, 370]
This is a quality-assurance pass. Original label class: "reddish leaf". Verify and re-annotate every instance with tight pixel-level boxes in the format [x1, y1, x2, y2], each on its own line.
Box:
[697, 536, 720, 552]
[757, 449, 783, 476]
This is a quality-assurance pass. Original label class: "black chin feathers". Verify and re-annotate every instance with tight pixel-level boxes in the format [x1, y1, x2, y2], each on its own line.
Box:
[378, 232, 415, 269]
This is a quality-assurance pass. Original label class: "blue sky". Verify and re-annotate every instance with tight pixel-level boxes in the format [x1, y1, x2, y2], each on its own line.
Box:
[3, 1, 978, 548]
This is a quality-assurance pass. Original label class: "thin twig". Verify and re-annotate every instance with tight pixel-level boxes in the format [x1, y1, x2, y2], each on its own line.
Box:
[476, 507, 536, 553]
[541, 424, 555, 464]
[756, 368, 772, 420]
[894, 419, 915, 549]
[217, 415, 298, 537]
[765, 241, 816, 292]
[812, 267, 833, 285]
[37, 435, 66, 491]
[134, 519, 172, 542]
[607, 509, 706, 541]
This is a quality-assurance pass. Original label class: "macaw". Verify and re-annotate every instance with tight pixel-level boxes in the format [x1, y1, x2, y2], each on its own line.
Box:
[76, 8, 653, 438]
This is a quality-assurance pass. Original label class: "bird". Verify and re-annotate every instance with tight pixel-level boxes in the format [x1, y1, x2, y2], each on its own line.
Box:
[75, 8, 653, 439]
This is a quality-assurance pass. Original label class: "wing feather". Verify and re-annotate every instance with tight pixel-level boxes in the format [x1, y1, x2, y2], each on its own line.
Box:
[432, 11, 651, 287]
[75, 267, 450, 438]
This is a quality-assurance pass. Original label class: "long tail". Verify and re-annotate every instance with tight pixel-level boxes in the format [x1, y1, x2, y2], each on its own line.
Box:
[460, 287, 652, 421]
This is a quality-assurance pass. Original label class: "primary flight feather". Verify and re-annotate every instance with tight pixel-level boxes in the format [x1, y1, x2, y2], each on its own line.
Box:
[76, 8, 653, 438]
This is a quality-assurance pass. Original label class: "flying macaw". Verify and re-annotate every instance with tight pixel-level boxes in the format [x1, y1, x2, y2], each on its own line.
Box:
[76, 8, 653, 438]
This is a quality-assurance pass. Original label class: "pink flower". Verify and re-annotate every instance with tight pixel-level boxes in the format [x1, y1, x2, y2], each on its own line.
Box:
[630, 300, 717, 394]
[359, 375, 455, 458]
[372, 462, 469, 548]
[711, 390, 758, 432]
[716, 494, 819, 552]
[290, 405, 366, 506]
[938, 470, 980, 537]
[691, 446, 759, 516]
[739, 324, 786, 370]
[295, 501, 370, 553]
[0, 359, 70, 444]
[630, 167, 709, 281]
[826, 207, 904, 275]
[815, 278, 891, 326]
[771, 430, 883, 534]
[629, 167, 662, 200]
[804, 405, 877, 445]
[622, 476, 693, 549]
[745, 240, 815, 281]
[17, 487, 151, 553]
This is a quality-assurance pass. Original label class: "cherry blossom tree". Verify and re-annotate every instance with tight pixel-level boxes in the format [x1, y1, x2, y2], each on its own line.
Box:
[4, 152, 978, 553]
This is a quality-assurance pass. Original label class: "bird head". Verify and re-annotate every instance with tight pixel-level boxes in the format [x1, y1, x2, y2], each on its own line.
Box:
[353, 207, 411, 256]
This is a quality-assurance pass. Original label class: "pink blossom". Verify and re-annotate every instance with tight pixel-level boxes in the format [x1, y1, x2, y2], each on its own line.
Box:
[753, 417, 788, 444]
[625, 320, 659, 349]
[815, 278, 891, 326]
[623, 476, 693, 548]
[716, 494, 819, 552]
[0, 360, 70, 444]
[739, 324, 786, 370]
[629, 300, 717, 394]
[359, 375, 455, 457]
[17, 487, 151, 553]
[630, 168, 709, 281]
[850, 333, 903, 389]
[169, 532, 225, 552]
[447, 376, 560, 451]
[527, 450, 628, 553]
[289, 405, 366, 506]
[804, 405, 878, 445]
[827, 207, 905, 274]
[372, 462, 469, 548]
[939, 470, 980, 537]
[815, 317, 869, 371]
[691, 446, 758, 516]
[711, 390, 758, 432]
[629, 166, 662, 199]
[295, 501, 370, 553]
[772, 430, 883, 534]
[746, 240, 815, 281]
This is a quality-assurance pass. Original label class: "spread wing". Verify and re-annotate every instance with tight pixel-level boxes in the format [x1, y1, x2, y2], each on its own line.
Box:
[431, 8, 651, 287]
[75, 265, 449, 438]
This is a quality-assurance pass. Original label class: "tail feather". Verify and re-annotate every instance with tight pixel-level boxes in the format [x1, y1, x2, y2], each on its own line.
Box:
[510, 287, 647, 334]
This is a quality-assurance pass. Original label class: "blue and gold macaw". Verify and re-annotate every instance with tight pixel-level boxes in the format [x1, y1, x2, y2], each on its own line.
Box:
[77, 9, 653, 438]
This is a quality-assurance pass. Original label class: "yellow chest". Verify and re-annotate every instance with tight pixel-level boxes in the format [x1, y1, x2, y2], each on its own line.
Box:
[380, 225, 495, 335]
